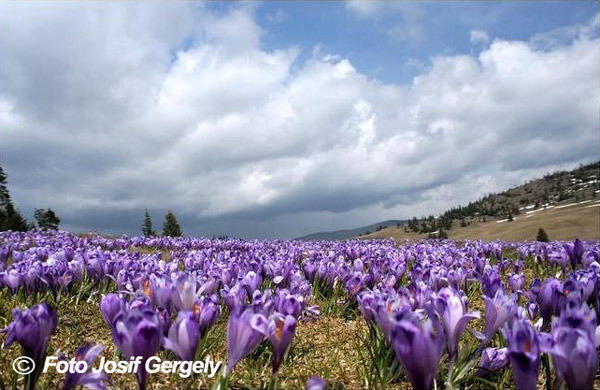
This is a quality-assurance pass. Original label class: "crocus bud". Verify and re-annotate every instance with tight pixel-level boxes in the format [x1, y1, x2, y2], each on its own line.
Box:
[3, 303, 57, 364]
[61, 343, 107, 390]
[432, 287, 479, 356]
[390, 311, 444, 390]
[112, 308, 162, 390]
[164, 311, 199, 361]
[476, 347, 509, 376]
[226, 306, 267, 374]
[265, 314, 297, 373]
[506, 320, 540, 390]
[99, 293, 124, 329]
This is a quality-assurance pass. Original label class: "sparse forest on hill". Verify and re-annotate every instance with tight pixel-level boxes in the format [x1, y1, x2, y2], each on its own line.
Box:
[401, 161, 599, 236]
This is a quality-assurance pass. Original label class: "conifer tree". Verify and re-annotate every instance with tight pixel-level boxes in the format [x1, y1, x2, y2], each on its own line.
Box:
[141, 209, 156, 237]
[34, 208, 60, 230]
[438, 227, 448, 239]
[536, 228, 549, 242]
[162, 211, 183, 237]
[0, 164, 28, 231]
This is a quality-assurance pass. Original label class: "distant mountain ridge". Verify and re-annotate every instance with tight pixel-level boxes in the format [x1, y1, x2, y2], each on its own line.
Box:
[295, 219, 404, 241]
[296, 160, 599, 241]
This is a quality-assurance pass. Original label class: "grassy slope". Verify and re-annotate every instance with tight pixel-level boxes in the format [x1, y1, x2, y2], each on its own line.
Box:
[361, 201, 600, 242]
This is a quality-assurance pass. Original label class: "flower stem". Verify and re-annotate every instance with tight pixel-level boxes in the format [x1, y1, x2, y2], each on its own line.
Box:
[445, 353, 456, 389]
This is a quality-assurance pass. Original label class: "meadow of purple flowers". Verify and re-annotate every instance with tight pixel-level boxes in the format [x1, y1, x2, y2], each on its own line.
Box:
[0, 230, 598, 389]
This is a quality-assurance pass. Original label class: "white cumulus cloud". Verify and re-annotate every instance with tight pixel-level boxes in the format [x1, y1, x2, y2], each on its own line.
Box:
[0, 3, 598, 238]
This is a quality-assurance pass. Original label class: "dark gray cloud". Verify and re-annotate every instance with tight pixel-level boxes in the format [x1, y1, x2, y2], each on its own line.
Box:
[1, 3, 598, 239]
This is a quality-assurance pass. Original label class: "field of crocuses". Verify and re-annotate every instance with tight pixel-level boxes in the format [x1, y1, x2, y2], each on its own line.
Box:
[0, 230, 598, 390]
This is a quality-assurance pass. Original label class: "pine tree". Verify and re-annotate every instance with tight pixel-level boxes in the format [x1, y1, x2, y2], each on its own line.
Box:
[0, 164, 28, 231]
[141, 209, 156, 237]
[536, 228, 549, 242]
[2, 204, 28, 231]
[438, 228, 448, 239]
[0, 165, 9, 206]
[162, 211, 183, 237]
[34, 208, 60, 230]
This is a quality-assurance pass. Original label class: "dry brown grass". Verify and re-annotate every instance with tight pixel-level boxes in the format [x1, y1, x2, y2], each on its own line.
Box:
[0, 295, 370, 390]
[362, 201, 600, 242]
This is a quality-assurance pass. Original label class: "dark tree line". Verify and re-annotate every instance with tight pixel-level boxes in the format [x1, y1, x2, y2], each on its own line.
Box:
[406, 197, 521, 234]
[141, 209, 183, 237]
[405, 215, 453, 234]
[405, 160, 600, 234]
[1, 163, 60, 231]
[0, 165, 28, 231]
[2, 160, 190, 236]
[34, 208, 61, 230]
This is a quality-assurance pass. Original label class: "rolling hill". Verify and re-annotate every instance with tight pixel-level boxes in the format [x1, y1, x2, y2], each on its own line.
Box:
[295, 219, 404, 241]
[361, 200, 599, 242]
[298, 161, 599, 242]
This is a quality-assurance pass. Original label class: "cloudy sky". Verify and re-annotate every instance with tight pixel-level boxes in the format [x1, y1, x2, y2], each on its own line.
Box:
[1, 1, 598, 239]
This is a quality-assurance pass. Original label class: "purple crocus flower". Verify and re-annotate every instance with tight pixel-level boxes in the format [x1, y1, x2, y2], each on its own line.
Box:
[141, 275, 175, 311]
[554, 301, 598, 341]
[274, 289, 305, 318]
[345, 273, 364, 297]
[24, 266, 42, 292]
[478, 289, 517, 343]
[61, 343, 108, 390]
[2, 303, 57, 364]
[563, 238, 584, 269]
[303, 261, 316, 281]
[112, 308, 162, 390]
[544, 302, 600, 390]
[242, 271, 262, 298]
[127, 295, 152, 312]
[0, 269, 21, 293]
[506, 320, 540, 390]
[0, 247, 9, 264]
[476, 347, 509, 376]
[482, 266, 503, 298]
[526, 278, 541, 303]
[164, 311, 199, 361]
[357, 290, 378, 322]
[199, 275, 220, 295]
[264, 313, 297, 373]
[583, 251, 598, 267]
[156, 307, 171, 337]
[390, 312, 445, 390]
[447, 268, 466, 290]
[508, 273, 525, 293]
[305, 376, 326, 390]
[432, 287, 479, 356]
[99, 293, 124, 329]
[172, 274, 200, 312]
[221, 284, 248, 312]
[548, 249, 569, 269]
[555, 280, 585, 312]
[513, 259, 524, 274]
[537, 278, 561, 328]
[193, 297, 220, 337]
[371, 291, 412, 342]
[549, 327, 598, 390]
[57, 272, 74, 291]
[226, 306, 267, 374]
